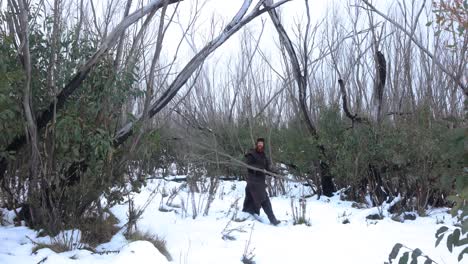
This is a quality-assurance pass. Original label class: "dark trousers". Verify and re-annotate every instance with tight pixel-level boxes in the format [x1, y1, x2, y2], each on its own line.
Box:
[242, 185, 277, 223]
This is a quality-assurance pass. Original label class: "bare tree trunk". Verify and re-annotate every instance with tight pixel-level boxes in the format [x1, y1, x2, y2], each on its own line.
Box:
[265, 0, 317, 138]
[14, 0, 41, 224]
[203, 134, 220, 216]
[374, 50, 386, 125]
[129, 0, 171, 154]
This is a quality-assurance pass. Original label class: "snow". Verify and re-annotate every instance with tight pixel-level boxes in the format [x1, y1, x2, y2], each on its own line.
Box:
[0, 178, 463, 264]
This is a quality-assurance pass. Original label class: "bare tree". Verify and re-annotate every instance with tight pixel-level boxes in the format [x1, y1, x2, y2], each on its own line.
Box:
[10, 0, 41, 199]
[265, 0, 337, 197]
[114, 0, 291, 146]
[361, 0, 467, 96]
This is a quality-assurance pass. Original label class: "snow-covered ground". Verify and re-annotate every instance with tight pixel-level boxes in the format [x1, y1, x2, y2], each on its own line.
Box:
[0, 179, 463, 264]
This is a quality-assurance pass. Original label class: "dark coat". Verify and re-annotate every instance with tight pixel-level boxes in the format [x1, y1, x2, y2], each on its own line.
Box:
[244, 149, 271, 209]
[245, 149, 271, 183]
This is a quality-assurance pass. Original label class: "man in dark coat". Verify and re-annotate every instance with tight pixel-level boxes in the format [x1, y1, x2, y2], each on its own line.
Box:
[242, 138, 280, 225]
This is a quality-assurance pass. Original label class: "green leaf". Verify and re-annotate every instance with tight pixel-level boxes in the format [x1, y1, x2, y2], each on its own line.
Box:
[399, 252, 409, 264]
[452, 229, 461, 246]
[461, 207, 468, 219]
[435, 226, 449, 238]
[425, 21, 433, 26]
[458, 25, 465, 36]
[423, 258, 432, 264]
[410, 248, 422, 264]
[389, 243, 403, 261]
[447, 233, 453, 253]
[459, 247, 468, 261]
[448, 195, 461, 203]
[458, 237, 468, 246]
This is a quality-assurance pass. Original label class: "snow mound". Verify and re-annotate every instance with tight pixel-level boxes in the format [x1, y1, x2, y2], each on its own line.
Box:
[113, 241, 169, 264]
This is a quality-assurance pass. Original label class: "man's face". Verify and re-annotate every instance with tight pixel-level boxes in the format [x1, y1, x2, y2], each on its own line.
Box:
[256, 141, 264, 152]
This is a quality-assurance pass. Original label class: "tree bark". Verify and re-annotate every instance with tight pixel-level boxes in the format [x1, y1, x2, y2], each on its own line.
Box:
[16, 0, 41, 201]
[375, 50, 386, 125]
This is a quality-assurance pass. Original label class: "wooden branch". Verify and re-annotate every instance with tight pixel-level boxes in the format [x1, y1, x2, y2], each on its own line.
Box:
[338, 79, 363, 124]
[188, 140, 304, 183]
[386, 112, 412, 116]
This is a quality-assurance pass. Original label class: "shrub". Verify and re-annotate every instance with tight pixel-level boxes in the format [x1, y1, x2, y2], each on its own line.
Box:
[31, 230, 81, 254]
[291, 198, 311, 226]
[80, 211, 120, 248]
[32, 241, 70, 254]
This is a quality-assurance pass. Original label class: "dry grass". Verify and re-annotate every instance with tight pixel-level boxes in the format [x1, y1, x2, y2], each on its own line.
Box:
[31, 240, 70, 254]
[241, 224, 256, 264]
[291, 198, 311, 226]
[80, 212, 120, 248]
[125, 230, 173, 261]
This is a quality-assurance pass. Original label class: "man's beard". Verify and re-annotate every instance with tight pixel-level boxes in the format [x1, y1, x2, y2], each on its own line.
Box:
[256, 146, 264, 152]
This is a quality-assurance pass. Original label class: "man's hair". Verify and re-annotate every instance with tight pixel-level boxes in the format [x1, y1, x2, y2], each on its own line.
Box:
[256, 138, 265, 143]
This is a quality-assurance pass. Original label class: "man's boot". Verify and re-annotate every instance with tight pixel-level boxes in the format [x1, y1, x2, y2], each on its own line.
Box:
[261, 198, 280, 225]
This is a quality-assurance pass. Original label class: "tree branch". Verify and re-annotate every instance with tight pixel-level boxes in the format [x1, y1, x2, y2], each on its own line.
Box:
[114, 0, 292, 146]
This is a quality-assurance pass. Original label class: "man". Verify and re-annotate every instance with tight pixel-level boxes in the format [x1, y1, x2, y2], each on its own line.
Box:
[242, 138, 280, 225]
